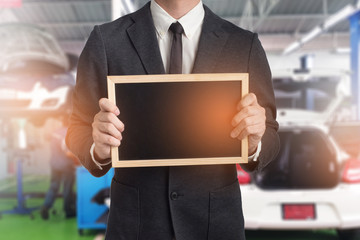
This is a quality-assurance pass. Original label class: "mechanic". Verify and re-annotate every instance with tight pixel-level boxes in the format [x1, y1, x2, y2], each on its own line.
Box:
[41, 117, 78, 220]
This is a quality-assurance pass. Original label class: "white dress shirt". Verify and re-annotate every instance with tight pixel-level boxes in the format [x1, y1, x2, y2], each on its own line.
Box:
[91, 0, 261, 169]
[150, 0, 204, 74]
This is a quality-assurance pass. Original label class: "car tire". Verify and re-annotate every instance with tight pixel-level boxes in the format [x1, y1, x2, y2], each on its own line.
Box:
[337, 229, 360, 240]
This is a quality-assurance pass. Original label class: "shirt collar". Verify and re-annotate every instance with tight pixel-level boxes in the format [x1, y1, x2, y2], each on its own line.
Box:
[150, 0, 205, 39]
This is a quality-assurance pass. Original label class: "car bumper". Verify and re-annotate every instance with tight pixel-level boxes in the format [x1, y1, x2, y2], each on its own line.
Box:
[241, 183, 360, 230]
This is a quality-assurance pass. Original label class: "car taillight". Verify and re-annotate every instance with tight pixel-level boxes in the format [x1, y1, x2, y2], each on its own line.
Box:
[237, 164, 251, 184]
[342, 159, 360, 183]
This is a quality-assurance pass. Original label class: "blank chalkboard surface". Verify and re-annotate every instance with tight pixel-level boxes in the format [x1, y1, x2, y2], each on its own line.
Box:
[107, 74, 248, 167]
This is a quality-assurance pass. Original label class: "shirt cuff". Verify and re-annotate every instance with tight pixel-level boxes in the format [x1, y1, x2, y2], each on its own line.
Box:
[248, 141, 262, 162]
[90, 142, 112, 170]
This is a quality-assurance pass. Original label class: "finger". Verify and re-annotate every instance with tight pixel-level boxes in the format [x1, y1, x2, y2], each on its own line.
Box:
[236, 124, 265, 141]
[99, 98, 120, 115]
[230, 115, 264, 138]
[93, 130, 121, 147]
[237, 93, 258, 110]
[96, 112, 125, 132]
[231, 106, 262, 127]
[95, 122, 122, 140]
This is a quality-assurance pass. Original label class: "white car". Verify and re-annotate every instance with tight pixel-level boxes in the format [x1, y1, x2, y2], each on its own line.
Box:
[0, 24, 75, 125]
[238, 69, 360, 240]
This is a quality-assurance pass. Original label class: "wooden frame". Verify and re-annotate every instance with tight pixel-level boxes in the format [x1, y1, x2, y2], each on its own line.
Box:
[107, 73, 249, 168]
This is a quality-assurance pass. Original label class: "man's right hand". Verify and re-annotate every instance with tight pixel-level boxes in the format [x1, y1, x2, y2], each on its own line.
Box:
[92, 98, 125, 161]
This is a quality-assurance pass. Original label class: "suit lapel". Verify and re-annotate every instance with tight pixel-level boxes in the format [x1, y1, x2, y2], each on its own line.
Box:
[192, 5, 229, 74]
[127, 3, 165, 74]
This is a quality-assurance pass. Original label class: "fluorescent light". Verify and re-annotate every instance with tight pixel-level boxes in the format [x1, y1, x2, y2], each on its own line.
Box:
[323, 4, 355, 29]
[283, 42, 300, 55]
[283, 3, 360, 55]
[334, 48, 351, 54]
[124, 0, 136, 12]
[112, 0, 121, 20]
[301, 26, 322, 43]
[112, 0, 136, 20]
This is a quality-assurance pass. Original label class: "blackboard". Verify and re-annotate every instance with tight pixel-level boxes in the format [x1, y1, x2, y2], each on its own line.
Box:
[107, 74, 248, 167]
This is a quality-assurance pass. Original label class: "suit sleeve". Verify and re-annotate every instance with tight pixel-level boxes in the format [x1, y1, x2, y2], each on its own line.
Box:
[240, 33, 280, 173]
[66, 25, 112, 177]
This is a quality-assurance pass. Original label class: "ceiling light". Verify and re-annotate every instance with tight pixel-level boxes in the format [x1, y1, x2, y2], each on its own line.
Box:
[301, 26, 322, 43]
[283, 3, 360, 55]
[323, 4, 355, 29]
[334, 48, 351, 54]
[124, 0, 136, 12]
[283, 42, 301, 55]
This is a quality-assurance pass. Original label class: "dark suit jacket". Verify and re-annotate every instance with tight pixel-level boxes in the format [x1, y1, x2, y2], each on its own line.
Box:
[66, 2, 280, 240]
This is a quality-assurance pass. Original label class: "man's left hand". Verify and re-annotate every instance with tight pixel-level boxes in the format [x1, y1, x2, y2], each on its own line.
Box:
[230, 93, 266, 155]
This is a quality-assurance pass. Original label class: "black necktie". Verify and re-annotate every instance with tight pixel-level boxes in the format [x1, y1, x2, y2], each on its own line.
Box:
[169, 22, 184, 74]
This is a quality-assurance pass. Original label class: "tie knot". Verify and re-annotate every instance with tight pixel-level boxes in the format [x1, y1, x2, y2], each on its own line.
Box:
[169, 22, 184, 35]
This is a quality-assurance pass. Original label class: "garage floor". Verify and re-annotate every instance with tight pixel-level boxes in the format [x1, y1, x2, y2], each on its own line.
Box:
[0, 176, 339, 240]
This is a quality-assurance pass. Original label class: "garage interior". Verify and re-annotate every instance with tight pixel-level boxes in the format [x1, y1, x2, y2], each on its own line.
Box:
[1, 0, 360, 240]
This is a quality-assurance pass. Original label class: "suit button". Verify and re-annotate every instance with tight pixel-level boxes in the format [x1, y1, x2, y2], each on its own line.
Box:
[170, 192, 178, 200]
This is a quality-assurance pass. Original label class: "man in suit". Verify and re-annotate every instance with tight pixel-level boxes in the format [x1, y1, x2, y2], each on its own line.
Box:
[66, 0, 280, 239]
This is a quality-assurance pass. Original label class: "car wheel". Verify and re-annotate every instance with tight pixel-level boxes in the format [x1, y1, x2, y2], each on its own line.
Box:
[337, 229, 360, 240]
